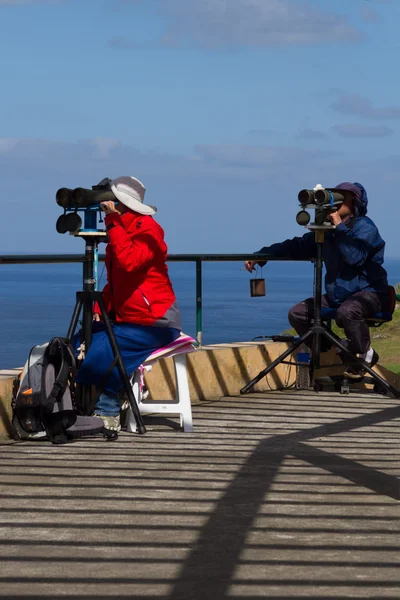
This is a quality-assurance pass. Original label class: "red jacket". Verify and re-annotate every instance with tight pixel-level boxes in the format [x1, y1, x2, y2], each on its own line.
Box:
[94, 211, 180, 328]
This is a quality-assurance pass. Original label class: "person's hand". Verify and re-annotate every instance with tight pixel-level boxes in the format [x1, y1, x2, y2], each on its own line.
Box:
[93, 313, 101, 322]
[100, 201, 120, 215]
[244, 260, 258, 273]
[328, 211, 342, 227]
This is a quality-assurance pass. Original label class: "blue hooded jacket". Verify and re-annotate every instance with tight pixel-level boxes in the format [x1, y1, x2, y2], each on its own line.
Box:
[257, 182, 388, 307]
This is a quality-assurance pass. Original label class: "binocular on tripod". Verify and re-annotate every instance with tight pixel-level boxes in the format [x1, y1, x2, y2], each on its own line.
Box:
[55, 178, 114, 234]
[296, 186, 346, 228]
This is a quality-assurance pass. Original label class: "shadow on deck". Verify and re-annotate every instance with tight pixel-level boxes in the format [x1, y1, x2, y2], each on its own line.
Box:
[0, 389, 399, 599]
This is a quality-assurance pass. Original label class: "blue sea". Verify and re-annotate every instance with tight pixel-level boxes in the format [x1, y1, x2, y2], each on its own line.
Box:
[1, 259, 400, 369]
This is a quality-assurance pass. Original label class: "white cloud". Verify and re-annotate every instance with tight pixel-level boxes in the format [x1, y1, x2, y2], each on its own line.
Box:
[332, 95, 400, 120]
[0, 138, 18, 152]
[331, 124, 393, 138]
[194, 143, 338, 169]
[360, 5, 380, 23]
[115, 0, 362, 49]
[0, 1, 63, 4]
[91, 137, 120, 159]
[296, 128, 327, 140]
[0, 137, 394, 184]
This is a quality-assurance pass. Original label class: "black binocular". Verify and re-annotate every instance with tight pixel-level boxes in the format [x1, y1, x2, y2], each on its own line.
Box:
[56, 187, 116, 209]
[296, 187, 346, 228]
[298, 188, 346, 207]
[55, 178, 116, 234]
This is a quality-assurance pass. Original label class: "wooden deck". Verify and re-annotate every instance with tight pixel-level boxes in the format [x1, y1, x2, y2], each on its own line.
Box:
[0, 390, 399, 599]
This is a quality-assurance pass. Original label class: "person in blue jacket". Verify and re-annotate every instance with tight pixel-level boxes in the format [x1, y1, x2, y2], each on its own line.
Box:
[245, 182, 389, 378]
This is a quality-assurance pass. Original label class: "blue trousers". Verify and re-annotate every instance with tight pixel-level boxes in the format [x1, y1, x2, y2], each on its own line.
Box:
[75, 322, 180, 397]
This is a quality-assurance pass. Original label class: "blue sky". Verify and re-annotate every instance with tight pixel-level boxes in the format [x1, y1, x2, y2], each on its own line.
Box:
[1, 0, 400, 257]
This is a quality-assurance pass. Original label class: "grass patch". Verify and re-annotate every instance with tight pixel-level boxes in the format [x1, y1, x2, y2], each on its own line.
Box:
[383, 364, 400, 376]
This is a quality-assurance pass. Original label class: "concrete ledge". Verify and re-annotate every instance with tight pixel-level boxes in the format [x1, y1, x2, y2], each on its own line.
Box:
[145, 342, 400, 400]
[0, 370, 20, 440]
[145, 340, 296, 401]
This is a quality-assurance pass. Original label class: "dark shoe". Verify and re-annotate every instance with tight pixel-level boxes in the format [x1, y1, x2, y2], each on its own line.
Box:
[343, 350, 379, 380]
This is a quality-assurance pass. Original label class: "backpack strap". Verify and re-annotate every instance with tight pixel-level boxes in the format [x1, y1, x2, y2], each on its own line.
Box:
[65, 340, 77, 386]
[43, 338, 76, 408]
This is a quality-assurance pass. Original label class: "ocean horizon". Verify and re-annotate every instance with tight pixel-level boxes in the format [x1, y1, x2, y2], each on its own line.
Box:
[1, 258, 400, 370]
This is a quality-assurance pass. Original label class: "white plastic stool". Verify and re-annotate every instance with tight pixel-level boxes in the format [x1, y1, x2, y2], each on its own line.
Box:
[125, 334, 197, 433]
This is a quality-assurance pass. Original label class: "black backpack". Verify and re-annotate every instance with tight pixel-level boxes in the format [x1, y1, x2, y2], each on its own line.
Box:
[12, 337, 104, 444]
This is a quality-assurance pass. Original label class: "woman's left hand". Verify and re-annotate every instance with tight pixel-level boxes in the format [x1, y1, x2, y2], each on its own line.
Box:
[101, 201, 120, 215]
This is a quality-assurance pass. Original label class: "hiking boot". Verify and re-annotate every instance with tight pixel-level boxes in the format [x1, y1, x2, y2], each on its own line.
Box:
[94, 414, 121, 432]
[343, 349, 379, 380]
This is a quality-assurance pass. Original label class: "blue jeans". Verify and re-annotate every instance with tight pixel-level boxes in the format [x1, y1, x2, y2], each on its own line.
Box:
[95, 391, 121, 417]
[75, 323, 180, 414]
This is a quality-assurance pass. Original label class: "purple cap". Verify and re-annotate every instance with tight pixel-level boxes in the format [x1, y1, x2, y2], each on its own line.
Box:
[334, 182, 362, 200]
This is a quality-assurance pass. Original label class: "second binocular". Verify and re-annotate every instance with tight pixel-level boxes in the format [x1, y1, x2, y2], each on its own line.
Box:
[298, 188, 345, 208]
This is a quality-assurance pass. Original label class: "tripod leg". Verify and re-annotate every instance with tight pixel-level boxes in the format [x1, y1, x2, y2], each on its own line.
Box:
[65, 294, 93, 414]
[240, 330, 313, 395]
[82, 294, 93, 353]
[66, 295, 84, 341]
[97, 296, 146, 434]
[311, 330, 322, 370]
[322, 329, 400, 398]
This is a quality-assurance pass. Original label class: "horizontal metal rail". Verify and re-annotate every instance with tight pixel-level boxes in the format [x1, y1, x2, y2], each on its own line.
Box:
[0, 253, 300, 264]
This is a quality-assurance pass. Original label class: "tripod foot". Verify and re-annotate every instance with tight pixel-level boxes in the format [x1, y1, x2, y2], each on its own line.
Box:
[340, 379, 350, 394]
[103, 429, 119, 441]
[373, 382, 389, 396]
[314, 374, 392, 396]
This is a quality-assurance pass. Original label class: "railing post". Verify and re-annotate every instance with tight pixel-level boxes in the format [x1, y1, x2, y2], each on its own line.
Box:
[195, 259, 203, 346]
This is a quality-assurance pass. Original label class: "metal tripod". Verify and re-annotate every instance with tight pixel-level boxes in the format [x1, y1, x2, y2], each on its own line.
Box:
[240, 229, 400, 398]
[66, 233, 146, 434]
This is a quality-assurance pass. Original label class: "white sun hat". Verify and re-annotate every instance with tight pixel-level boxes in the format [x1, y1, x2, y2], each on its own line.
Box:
[110, 176, 157, 215]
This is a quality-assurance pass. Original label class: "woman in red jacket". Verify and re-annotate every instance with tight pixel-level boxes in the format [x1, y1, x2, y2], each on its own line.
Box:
[76, 176, 181, 431]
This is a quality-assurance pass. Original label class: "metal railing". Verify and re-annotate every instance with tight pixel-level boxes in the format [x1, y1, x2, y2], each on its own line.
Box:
[0, 253, 304, 344]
